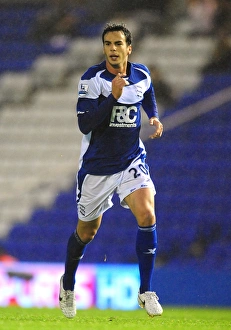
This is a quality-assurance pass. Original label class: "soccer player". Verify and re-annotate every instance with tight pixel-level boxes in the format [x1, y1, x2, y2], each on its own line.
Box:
[59, 23, 163, 318]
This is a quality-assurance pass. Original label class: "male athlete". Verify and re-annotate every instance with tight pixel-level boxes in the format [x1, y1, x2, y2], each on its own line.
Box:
[59, 23, 163, 318]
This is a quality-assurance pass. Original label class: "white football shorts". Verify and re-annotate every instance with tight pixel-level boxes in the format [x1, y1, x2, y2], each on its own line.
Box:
[76, 156, 156, 221]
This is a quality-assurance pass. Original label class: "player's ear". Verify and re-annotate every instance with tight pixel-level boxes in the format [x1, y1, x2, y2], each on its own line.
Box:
[128, 45, 132, 55]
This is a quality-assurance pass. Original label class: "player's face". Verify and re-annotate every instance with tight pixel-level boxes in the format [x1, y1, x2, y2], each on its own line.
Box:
[103, 31, 132, 74]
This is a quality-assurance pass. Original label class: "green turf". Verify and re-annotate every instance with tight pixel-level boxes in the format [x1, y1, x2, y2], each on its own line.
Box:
[0, 307, 230, 330]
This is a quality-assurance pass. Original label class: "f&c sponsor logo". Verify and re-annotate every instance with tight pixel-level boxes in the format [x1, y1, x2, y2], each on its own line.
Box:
[109, 105, 137, 127]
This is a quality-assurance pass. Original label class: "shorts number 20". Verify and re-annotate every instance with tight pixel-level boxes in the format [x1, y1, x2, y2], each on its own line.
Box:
[129, 164, 148, 178]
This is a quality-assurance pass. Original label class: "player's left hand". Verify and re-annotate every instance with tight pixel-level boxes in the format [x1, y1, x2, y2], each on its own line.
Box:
[149, 117, 163, 139]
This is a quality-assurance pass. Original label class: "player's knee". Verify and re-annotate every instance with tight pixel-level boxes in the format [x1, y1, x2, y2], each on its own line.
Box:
[77, 227, 98, 243]
[137, 210, 156, 227]
[81, 231, 97, 243]
[77, 218, 101, 243]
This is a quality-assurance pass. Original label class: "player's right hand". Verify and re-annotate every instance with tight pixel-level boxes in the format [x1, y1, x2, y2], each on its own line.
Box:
[111, 73, 129, 100]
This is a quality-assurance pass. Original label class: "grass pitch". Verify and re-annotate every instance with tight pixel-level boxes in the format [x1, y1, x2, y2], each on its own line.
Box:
[0, 306, 230, 330]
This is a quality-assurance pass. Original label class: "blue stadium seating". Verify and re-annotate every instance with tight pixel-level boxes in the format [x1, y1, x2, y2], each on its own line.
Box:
[0, 4, 70, 75]
[2, 89, 230, 269]
[0, 2, 230, 269]
[0, 3, 103, 75]
[2, 80, 230, 267]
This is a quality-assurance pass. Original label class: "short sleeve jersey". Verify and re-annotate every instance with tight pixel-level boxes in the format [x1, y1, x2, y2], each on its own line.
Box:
[76, 60, 159, 175]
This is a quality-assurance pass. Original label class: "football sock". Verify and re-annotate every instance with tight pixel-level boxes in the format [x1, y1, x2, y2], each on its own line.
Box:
[136, 224, 157, 294]
[63, 230, 87, 291]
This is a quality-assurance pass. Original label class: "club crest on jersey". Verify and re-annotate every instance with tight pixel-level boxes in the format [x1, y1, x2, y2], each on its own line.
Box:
[136, 86, 143, 98]
[79, 84, 89, 95]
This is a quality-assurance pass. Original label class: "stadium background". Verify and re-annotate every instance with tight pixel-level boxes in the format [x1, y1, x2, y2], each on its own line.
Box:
[0, 0, 230, 308]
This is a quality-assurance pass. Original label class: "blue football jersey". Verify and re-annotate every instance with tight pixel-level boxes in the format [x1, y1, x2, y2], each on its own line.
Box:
[76, 60, 159, 175]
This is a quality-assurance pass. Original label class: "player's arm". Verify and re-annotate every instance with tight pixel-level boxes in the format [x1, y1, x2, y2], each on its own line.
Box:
[77, 95, 117, 134]
[142, 85, 163, 139]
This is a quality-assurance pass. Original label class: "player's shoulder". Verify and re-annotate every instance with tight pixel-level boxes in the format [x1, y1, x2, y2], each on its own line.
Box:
[81, 61, 106, 80]
[132, 62, 150, 75]
[130, 62, 151, 84]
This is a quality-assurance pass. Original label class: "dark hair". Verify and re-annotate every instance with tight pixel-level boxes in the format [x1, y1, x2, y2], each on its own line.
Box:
[102, 23, 132, 45]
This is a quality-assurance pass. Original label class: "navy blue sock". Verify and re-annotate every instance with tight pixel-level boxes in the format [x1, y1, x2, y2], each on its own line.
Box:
[136, 224, 157, 294]
[63, 231, 87, 291]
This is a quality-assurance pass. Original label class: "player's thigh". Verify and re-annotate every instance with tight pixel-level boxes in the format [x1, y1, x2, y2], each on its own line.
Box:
[124, 188, 156, 227]
[77, 173, 120, 221]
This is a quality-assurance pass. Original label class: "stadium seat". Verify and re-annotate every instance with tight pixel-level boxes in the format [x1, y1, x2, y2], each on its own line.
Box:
[0, 72, 35, 104]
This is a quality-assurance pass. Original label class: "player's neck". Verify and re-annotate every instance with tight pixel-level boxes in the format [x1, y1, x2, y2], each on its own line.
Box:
[106, 61, 127, 76]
